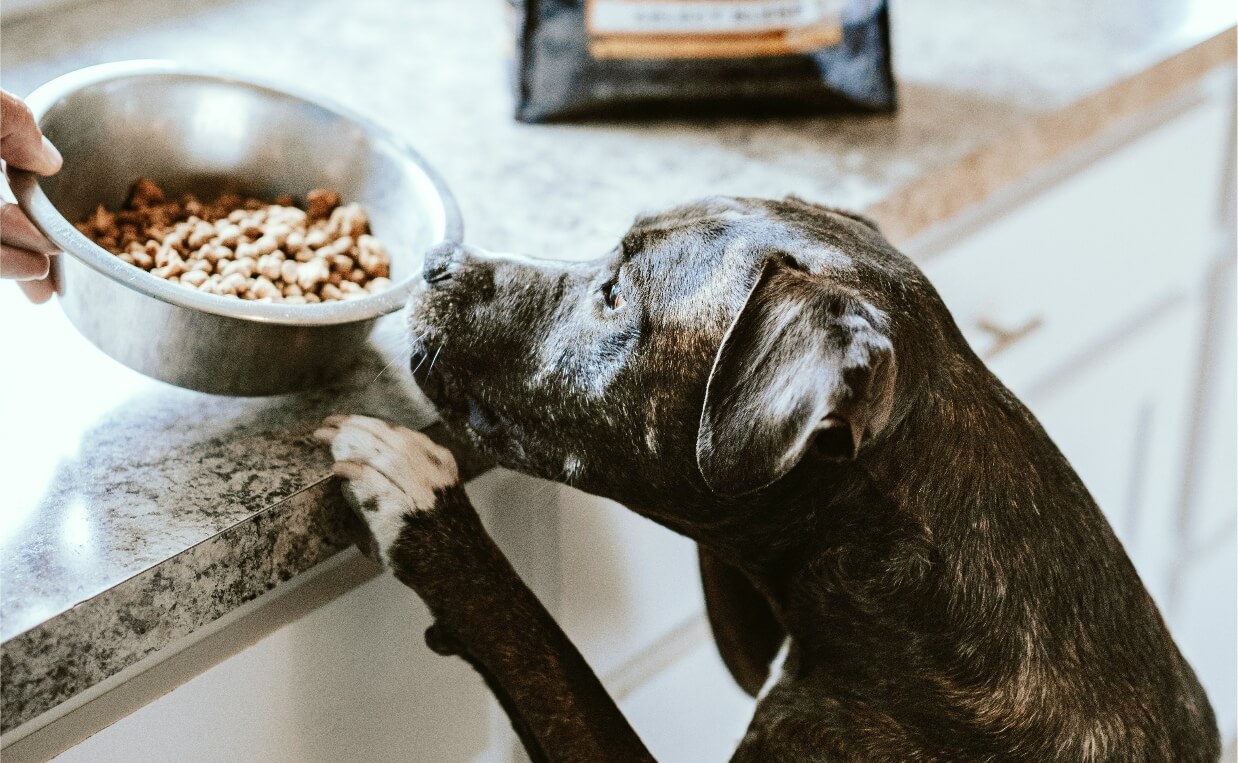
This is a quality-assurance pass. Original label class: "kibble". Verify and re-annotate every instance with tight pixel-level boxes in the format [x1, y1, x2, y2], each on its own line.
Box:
[75, 178, 393, 303]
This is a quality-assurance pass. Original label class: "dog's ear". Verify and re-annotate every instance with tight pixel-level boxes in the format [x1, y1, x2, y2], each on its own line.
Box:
[696, 257, 897, 496]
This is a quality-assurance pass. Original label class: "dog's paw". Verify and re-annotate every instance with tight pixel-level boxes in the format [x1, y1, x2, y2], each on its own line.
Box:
[314, 414, 459, 566]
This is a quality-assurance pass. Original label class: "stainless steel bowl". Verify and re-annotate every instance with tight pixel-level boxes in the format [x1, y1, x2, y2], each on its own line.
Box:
[13, 60, 461, 396]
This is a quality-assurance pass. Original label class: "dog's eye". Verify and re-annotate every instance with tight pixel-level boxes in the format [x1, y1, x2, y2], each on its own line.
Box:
[602, 280, 626, 311]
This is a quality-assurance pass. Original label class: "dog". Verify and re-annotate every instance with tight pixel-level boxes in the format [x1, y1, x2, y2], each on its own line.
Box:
[314, 196, 1219, 761]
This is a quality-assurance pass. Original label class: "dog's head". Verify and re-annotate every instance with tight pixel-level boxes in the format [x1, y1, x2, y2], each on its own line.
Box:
[409, 197, 939, 511]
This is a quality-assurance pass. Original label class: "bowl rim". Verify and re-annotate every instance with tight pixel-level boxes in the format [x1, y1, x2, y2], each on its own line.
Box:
[13, 59, 463, 327]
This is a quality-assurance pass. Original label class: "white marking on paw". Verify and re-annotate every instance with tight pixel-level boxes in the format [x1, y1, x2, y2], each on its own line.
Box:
[316, 414, 458, 565]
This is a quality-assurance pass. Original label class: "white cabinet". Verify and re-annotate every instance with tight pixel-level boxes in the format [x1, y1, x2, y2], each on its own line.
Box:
[50, 571, 498, 763]
[555, 488, 705, 679]
[1173, 532, 1238, 745]
[620, 643, 754, 763]
[1170, 258, 1237, 739]
[923, 84, 1230, 395]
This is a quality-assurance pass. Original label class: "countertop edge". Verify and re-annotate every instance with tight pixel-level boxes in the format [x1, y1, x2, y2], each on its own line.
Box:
[0, 479, 354, 734]
[0, 421, 491, 735]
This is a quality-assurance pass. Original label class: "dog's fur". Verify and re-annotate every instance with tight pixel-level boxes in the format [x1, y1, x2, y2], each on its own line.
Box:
[316, 197, 1218, 761]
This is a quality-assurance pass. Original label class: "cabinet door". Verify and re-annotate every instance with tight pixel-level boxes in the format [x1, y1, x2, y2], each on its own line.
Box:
[1172, 533, 1237, 744]
[1183, 263, 1237, 552]
[50, 572, 497, 763]
[556, 488, 705, 679]
[919, 87, 1230, 399]
[1022, 304, 1200, 615]
[620, 643, 755, 763]
[1172, 261, 1237, 743]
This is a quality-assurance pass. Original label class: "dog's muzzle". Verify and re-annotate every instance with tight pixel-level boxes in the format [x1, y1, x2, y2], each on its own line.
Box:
[423, 241, 464, 284]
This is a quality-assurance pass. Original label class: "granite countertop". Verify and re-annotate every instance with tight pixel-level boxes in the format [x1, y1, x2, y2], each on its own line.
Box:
[2, 0, 1233, 736]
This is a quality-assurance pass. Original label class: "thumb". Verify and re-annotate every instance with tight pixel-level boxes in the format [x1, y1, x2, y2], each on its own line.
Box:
[2, 91, 62, 175]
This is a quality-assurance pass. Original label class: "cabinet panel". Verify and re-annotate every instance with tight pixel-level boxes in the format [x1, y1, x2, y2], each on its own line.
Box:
[51, 573, 495, 763]
[556, 487, 705, 679]
[1185, 263, 1237, 550]
[620, 644, 755, 763]
[1171, 535, 1237, 743]
[923, 93, 1228, 396]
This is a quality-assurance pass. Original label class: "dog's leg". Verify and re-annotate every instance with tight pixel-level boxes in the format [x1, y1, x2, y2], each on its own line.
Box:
[316, 415, 654, 763]
[698, 548, 786, 696]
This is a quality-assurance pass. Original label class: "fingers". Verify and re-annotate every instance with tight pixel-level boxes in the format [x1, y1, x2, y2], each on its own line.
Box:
[1, 92, 68, 305]
[1, 202, 58, 253]
[17, 277, 55, 304]
[1, 203, 59, 302]
[1, 244, 50, 281]
[1, 91, 62, 175]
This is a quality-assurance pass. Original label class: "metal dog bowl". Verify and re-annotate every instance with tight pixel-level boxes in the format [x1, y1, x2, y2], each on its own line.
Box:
[13, 60, 461, 396]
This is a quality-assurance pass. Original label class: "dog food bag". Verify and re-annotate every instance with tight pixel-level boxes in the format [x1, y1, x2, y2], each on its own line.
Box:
[512, 0, 896, 122]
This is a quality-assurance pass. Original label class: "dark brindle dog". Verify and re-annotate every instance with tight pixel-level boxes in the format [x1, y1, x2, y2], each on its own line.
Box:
[314, 197, 1218, 761]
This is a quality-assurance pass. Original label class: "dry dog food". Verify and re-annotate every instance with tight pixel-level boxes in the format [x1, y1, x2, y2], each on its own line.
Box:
[75, 178, 392, 303]
[514, 0, 896, 122]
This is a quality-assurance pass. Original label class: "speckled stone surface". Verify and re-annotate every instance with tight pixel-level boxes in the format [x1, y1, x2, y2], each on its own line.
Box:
[1, 479, 349, 730]
[0, 310, 443, 731]
[1, 0, 1233, 735]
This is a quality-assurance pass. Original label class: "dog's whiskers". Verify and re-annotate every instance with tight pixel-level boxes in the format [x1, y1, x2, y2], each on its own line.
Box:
[372, 329, 431, 385]
[426, 343, 445, 375]
[408, 329, 431, 354]
[370, 355, 402, 385]
[410, 347, 433, 377]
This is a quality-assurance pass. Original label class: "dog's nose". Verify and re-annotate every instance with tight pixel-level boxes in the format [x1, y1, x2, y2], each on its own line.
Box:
[423, 242, 461, 284]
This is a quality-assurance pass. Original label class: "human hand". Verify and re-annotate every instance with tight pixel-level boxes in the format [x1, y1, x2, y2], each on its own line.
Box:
[2, 89, 63, 303]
